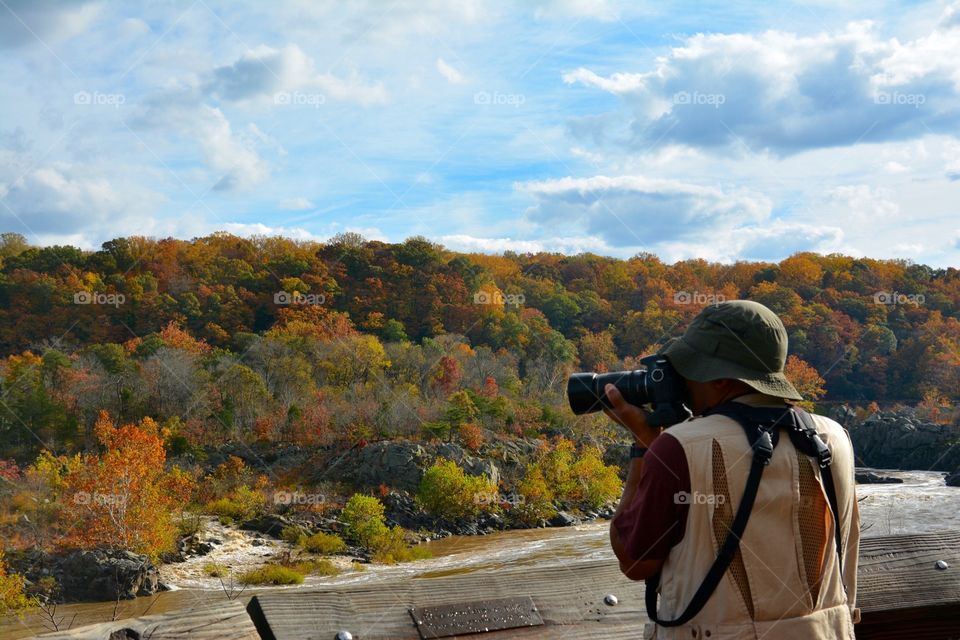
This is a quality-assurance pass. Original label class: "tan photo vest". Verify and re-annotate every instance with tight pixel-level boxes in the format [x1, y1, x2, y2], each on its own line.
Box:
[645, 394, 860, 640]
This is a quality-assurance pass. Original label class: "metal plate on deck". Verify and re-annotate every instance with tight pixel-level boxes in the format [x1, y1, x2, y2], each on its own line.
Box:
[409, 595, 543, 638]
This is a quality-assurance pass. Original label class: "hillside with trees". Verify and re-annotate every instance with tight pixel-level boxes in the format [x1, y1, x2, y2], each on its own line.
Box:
[0, 231, 957, 462]
[0, 230, 957, 605]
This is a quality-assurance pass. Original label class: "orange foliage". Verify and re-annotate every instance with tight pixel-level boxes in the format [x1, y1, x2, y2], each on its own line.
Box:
[784, 355, 827, 411]
[60, 411, 194, 560]
[458, 422, 484, 452]
[159, 322, 211, 355]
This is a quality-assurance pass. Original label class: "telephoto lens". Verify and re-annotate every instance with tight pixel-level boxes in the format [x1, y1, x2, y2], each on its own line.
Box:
[566, 369, 647, 415]
[566, 356, 692, 427]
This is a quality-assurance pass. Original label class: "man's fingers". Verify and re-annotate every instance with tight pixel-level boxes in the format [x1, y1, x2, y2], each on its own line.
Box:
[602, 407, 623, 425]
[604, 383, 625, 409]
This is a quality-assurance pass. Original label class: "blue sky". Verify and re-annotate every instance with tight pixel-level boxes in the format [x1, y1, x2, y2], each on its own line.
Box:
[2, 0, 960, 266]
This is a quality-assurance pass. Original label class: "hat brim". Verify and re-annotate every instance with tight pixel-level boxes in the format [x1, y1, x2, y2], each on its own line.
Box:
[660, 337, 804, 402]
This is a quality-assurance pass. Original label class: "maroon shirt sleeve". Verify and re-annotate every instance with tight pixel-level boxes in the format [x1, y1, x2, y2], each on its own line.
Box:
[612, 432, 691, 561]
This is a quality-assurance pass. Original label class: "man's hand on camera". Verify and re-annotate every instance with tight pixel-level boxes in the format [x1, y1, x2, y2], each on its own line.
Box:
[602, 383, 662, 448]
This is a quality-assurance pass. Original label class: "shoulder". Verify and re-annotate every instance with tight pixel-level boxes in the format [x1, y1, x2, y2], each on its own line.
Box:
[666, 413, 741, 446]
[807, 412, 855, 454]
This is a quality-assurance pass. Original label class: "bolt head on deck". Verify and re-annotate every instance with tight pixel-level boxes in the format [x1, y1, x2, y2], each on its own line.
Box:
[936, 560, 949, 570]
[335, 631, 353, 640]
[604, 594, 619, 606]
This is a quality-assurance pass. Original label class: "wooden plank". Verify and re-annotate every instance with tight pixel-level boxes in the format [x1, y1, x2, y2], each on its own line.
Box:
[30, 530, 960, 640]
[855, 531, 960, 639]
[856, 531, 960, 613]
[251, 560, 647, 639]
[252, 530, 960, 640]
[31, 600, 260, 640]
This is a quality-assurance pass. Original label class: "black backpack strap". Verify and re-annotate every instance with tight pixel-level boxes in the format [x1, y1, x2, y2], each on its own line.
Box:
[644, 408, 777, 627]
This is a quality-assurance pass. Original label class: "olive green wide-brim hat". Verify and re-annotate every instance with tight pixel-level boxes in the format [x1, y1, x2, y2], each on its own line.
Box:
[660, 300, 803, 401]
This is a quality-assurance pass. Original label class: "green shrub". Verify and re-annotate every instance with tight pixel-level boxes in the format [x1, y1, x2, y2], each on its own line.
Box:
[202, 562, 229, 578]
[204, 485, 266, 523]
[299, 532, 347, 555]
[238, 565, 304, 585]
[570, 448, 622, 509]
[176, 512, 205, 538]
[290, 559, 340, 577]
[420, 420, 452, 441]
[540, 438, 577, 500]
[511, 463, 557, 525]
[416, 458, 497, 520]
[340, 494, 389, 549]
[0, 552, 36, 616]
[370, 525, 420, 564]
[339, 494, 430, 564]
[280, 524, 309, 544]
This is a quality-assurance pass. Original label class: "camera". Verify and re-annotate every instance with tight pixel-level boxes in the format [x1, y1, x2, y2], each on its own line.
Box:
[566, 355, 692, 427]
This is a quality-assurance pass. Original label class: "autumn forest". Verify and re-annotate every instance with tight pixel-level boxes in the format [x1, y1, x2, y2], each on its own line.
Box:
[0, 230, 959, 608]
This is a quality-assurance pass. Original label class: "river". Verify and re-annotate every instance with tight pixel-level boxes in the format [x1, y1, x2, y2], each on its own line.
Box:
[3, 468, 957, 638]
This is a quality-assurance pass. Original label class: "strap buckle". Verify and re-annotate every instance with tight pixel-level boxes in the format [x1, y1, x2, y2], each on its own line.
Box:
[753, 430, 774, 465]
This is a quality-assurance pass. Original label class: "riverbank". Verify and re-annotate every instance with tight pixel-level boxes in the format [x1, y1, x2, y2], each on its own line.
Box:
[5, 468, 956, 639]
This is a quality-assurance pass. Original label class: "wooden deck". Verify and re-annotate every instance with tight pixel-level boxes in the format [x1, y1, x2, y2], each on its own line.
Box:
[32, 530, 960, 639]
[855, 531, 960, 640]
[32, 600, 259, 640]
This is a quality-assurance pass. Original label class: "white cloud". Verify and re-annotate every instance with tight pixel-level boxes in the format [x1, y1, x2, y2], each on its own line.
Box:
[279, 197, 314, 211]
[825, 184, 900, 220]
[533, 0, 620, 21]
[198, 106, 271, 191]
[0, 162, 163, 247]
[207, 44, 387, 106]
[0, 0, 101, 49]
[438, 233, 610, 254]
[564, 21, 960, 155]
[436, 58, 465, 84]
[562, 68, 645, 95]
[120, 17, 150, 37]
[221, 222, 325, 241]
[943, 139, 960, 179]
[518, 175, 771, 247]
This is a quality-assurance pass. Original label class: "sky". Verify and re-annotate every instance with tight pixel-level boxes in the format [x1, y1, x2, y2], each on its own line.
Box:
[1, 0, 960, 267]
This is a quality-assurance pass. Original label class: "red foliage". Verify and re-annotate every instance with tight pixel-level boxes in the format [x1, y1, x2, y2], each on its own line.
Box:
[458, 422, 484, 452]
[431, 356, 462, 397]
[0, 459, 19, 482]
[481, 376, 499, 398]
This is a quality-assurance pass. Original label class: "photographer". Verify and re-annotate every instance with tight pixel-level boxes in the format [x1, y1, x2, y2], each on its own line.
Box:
[605, 301, 860, 639]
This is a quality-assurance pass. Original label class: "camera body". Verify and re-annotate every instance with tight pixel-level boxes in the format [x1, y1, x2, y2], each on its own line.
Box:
[566, 355, 692, 427]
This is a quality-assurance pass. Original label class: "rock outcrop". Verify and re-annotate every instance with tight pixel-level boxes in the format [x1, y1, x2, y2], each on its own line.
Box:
[323, 440, 502, 493]
[14, 549, 162, 603]
[843, 408, 960, 484]
[946, 470, 960, 487]
[855, 471, 904, 484]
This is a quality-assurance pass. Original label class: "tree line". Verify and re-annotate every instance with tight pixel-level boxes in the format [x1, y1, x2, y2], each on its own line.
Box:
[0, 230, 957, 461]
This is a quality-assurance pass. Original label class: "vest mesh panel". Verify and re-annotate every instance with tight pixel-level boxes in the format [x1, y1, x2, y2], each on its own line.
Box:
[711, 439, 755, 619]
[796, 451, 828, 607]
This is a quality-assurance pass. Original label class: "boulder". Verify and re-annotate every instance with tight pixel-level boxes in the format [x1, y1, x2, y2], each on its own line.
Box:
[326, 440, 501, 493]
[17, 549, 162, 603]
[855, 471, 904, 484]
[462, 457, 500, 488]
[241, 513, 298, 539]
[329, 441, 431, 492]
[548, 511, 579, 527]
[848, 410, 960, 472]
[946, 470, 960, 487]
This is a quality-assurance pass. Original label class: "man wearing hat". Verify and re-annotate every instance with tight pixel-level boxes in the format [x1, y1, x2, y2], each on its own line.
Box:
[606, 300, 859, 639]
